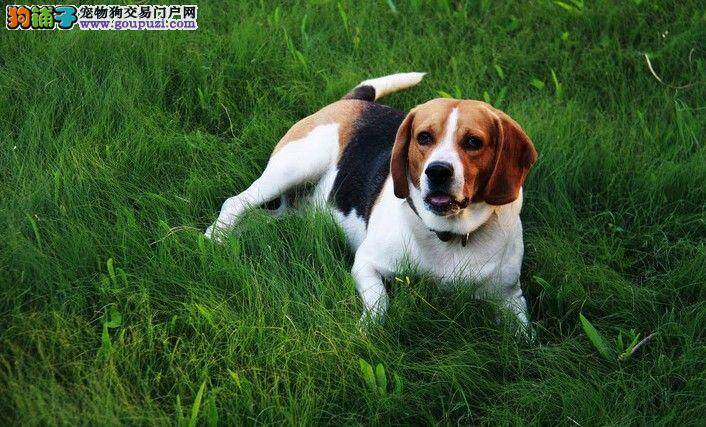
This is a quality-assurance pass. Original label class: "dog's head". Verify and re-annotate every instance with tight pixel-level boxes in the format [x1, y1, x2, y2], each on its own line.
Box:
[391, 99, 537, 230]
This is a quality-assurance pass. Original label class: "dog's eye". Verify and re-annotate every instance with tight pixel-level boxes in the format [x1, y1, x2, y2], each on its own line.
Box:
[463, 136, 483, 150]
[417, 131, 433, 146]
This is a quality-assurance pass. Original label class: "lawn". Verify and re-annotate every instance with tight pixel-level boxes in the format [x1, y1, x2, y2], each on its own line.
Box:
[1, 0, 705, 424]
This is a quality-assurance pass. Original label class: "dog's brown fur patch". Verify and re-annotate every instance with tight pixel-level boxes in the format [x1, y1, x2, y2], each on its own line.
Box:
[272, 100, 366, 158]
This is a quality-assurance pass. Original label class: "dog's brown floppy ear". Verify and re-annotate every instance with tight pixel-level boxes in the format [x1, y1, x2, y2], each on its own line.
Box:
[483, 111, 538, 205]
[390, 110, 416, 199]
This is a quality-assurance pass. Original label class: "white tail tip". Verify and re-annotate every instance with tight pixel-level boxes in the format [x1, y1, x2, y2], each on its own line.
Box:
[359, 72, 426, 100]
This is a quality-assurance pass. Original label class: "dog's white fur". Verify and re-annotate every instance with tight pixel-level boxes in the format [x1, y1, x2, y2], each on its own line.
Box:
[358, 72, 426, 100]
[206, 73, 531, 328]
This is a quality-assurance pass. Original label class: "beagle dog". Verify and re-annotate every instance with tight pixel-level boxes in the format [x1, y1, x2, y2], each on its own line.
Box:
[205, 73, 538, 327]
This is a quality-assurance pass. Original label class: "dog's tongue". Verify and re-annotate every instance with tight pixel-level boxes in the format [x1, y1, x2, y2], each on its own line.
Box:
[430, 194, 452, 206]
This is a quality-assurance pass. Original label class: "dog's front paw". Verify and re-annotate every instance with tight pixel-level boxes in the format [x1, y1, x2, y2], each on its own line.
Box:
[517, 322, 538, 344]
[357, 308, 385, 331]
[204, 220, 230, 243]
[204, 224, 215, 239]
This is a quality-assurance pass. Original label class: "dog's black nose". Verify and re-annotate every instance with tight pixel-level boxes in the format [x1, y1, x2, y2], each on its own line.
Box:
[425, 162, 454, 185]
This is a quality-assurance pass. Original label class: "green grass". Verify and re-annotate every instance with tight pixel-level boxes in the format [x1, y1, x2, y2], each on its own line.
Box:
[1, 0, 705, 424]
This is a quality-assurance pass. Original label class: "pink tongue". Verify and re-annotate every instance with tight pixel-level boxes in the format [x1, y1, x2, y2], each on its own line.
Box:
[430, 195, 452, 205]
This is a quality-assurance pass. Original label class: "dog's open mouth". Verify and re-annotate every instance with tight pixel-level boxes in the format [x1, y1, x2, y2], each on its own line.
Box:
[424, 192, 469, 215]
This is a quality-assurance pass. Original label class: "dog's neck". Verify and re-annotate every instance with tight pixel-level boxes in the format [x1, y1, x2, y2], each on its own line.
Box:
[405, 197, 488, 246]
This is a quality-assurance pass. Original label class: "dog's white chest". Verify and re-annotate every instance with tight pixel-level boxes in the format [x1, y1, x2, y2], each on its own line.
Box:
[339, 179, 524, 290]
[409, 223, 521, 289]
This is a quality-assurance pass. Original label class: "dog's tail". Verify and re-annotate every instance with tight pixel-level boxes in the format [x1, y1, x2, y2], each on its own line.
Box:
[342, 72, 426, 102]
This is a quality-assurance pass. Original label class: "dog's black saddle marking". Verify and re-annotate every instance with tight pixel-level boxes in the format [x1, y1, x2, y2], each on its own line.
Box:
[330, 102, 405, 223]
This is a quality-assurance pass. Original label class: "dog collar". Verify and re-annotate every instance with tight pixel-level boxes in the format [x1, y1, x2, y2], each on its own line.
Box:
[405, 198, 471, 246]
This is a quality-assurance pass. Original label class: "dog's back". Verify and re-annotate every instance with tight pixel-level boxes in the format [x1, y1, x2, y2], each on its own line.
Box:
[205, 73, 425, 242]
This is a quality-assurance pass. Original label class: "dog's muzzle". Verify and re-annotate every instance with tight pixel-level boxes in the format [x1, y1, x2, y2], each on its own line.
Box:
[424, 161, 467, 215]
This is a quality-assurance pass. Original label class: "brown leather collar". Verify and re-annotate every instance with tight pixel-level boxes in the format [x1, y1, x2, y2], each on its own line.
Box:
[406, 198, 471, 246]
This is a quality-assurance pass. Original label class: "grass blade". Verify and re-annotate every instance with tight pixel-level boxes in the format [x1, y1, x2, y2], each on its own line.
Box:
[358, 358, 376, 391]
[205, 395, 218, 427]
[101, 322, 111, 354]
[530, 78, 545, 90]
[579, 313, 613, 361]
[175, 395, 184, 426]
[393, 373, 403, 396]
[386, 0, 398, 14]
[551, 68, 563, 99]
[375, 363, 387, 395]
[107, 258, 117, 286]
[105, 306, 122, 328]
[494, 64, 505, 80]
[337, 2, 349, 33]
[25, 214, 42, 246]
[188, 381, 207, 427]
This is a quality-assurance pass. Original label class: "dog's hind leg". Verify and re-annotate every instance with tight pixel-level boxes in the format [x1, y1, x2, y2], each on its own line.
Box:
[205, 123, 340, 241]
